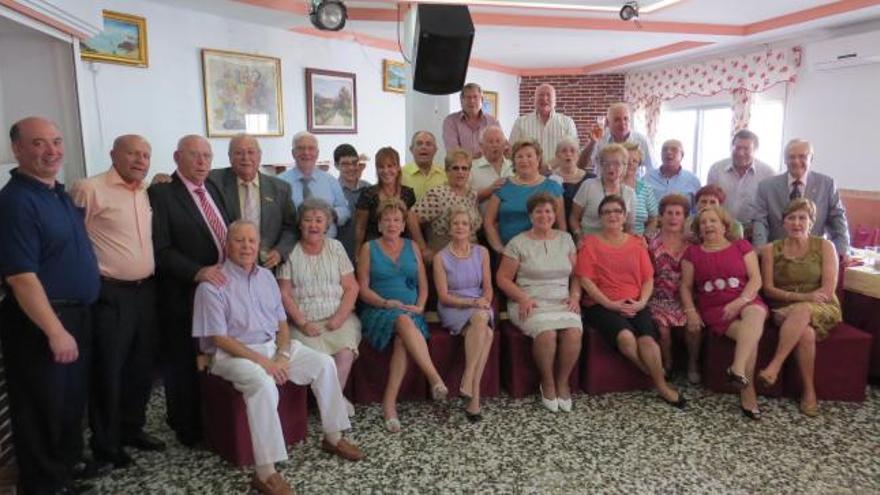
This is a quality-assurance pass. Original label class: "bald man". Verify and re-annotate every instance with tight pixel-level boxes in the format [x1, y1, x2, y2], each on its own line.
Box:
[591, 102, 655, 173]
[509, 83, 578, 164]
[72, 135, 166, 467]
[0, 117, 100, 493]
[149, 134, 230, 447]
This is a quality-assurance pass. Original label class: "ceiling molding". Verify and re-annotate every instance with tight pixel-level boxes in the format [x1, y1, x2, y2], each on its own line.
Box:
[518, 41, 714, 76]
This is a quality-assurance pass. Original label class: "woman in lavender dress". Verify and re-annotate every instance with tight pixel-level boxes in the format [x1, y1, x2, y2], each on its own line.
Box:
[433, 207, 494, 421]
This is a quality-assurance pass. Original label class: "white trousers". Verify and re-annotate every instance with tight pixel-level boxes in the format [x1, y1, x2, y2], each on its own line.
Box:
[210, 340, 351, 465]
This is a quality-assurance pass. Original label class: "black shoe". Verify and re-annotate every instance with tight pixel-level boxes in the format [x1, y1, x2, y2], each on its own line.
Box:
[662, 392, 688, 410]
[100, 449, 134, 469]
[54, 481, 95, 495]
[726, 367, 750, 390]
[70, 459, 112, 480]
[175, 431, 201, 448]
[465, 410, 483, 423]
[123, 431, 167, 452]
[741, 406, 762, 421]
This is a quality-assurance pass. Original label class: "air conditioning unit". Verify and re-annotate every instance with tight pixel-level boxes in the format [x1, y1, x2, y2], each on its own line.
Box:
[809, 30, 880, 72]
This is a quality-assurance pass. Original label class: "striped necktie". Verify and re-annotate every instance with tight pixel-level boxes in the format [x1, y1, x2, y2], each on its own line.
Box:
[301, 176, 314, 201]
[194, 187, 227, 254]
[790, 180, 802, 201]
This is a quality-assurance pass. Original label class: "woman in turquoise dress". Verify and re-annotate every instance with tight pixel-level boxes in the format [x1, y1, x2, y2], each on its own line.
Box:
[357, 198, 448, 433]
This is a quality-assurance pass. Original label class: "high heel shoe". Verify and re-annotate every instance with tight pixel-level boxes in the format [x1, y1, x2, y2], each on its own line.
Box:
[539, 385, 558, 413]
[726, 368, 750, 390]
[740, 407, 761, 421]
[557, 397, 573, 413]
[799, 401, 820, 417]
[661, 392, 688, 410]
[465, 410, 483, 423]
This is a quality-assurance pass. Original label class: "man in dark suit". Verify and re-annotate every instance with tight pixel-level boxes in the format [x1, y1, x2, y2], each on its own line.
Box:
[752, 138, 850, 256]
[208, 135, 297, 269]
[148, 135, 230, 446]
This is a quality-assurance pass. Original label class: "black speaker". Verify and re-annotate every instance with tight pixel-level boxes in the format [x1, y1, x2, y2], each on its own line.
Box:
[412, 5, 474, 95]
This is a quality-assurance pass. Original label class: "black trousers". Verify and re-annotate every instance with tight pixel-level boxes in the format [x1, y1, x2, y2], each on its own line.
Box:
[88, 279, 157, 459]
[158, 292, 201, 443]
[0, 298, 91, 495]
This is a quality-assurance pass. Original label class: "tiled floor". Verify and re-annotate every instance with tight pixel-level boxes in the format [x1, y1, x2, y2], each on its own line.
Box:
[92, 381, 880, 494]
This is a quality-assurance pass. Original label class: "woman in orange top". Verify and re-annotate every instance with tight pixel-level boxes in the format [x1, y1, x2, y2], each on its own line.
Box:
[575, 195, 685, 409]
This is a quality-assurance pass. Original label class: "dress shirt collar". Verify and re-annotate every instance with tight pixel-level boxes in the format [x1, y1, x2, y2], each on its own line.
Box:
[107, 165, 145, 191]
[236, 174, 260, 189]
[178, 171, 205, 192]
[223, 258, 258, 280]
[9, 167, 64, 193]
[724, 160, 756, 175]
[457, 109, 487, 123]
[406, 164, 443, 177]
[788, 171, 809, 187]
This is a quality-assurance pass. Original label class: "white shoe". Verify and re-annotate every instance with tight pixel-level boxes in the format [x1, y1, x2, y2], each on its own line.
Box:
[539, 385, 558, 413]
[557, 397, 572, 413]
[344, 397, 355, 417]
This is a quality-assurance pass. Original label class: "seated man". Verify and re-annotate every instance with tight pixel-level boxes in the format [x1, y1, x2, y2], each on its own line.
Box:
[193, 220, 363, 495]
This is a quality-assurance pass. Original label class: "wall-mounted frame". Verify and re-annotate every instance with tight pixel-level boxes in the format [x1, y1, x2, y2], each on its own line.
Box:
[382, 59, 406, 94]
[80, 10, 148, 67]
[306, 68, 357, 134]
[482, 90, 499, 119]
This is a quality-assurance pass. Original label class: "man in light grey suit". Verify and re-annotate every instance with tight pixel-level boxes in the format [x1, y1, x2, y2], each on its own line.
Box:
[752, 138, 850, 256]
[209, 134, 297, 269]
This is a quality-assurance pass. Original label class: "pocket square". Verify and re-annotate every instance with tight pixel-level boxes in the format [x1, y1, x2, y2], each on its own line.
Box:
[263, 196, 274, 202]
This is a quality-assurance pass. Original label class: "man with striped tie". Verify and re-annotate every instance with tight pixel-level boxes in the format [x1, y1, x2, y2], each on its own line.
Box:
[149, 134, 230, 447]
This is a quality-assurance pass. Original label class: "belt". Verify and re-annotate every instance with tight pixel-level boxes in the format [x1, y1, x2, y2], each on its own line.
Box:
[48, 299, 87, 308]
[101, 276, 152, 287]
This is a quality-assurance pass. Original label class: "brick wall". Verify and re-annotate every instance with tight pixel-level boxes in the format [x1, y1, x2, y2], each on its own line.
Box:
[519, 74, 626, 144]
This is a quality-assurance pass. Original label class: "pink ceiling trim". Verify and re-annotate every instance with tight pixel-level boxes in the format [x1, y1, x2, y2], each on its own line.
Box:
[235, 0, 309, 15]
[519, 41, 714, 76]
[0, 0, 90, 39]
[744, 0, 880, 34]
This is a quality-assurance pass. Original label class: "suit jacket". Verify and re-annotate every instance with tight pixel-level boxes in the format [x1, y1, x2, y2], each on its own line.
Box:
[149, 172, 230, 328]
[208, 168, 297, 259]
[752, 171, 850, 254]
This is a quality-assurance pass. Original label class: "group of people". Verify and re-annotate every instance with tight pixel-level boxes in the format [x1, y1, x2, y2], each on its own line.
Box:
[0, 80, 853, 495]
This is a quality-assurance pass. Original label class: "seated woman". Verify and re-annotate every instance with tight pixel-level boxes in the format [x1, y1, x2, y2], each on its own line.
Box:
[409, 149, 481, 262]
[433, 207, 494, 421]
[647, 194, 696, 381]
[680, 205, 767, 420]
[496, 192, 582, 413]
[758, 198, 842, 417]
[549, 137, 592, 216]
[354, 147, 416, 257]
[278, 199, 362, 415]
[622, 142, 658, 236]
[685, 185, 743, 240]
[484, 139, 564, 255]
[356, 198, 447, 432]
[569, 144, 636, 241]
[576, 195, 685, 409]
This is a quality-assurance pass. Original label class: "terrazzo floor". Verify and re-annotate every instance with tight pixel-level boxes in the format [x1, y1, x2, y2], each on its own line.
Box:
[91, 380, 880, 494]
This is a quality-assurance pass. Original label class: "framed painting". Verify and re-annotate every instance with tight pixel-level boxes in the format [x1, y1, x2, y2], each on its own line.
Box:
[383, 59, 406, 93]
[201, 49, 284, 137]
[482, 90, 499, 119]
[306, 68, 357, 134]
[80, 10, 148, 67]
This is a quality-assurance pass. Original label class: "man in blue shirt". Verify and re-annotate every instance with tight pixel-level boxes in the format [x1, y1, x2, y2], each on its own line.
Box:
[279, 132, 350, 238]
[0, 117, 102, 494]
[645, 139, 701, 206]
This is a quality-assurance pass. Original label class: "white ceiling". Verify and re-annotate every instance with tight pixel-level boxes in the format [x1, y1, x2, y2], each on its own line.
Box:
[150, 0, 880, 72]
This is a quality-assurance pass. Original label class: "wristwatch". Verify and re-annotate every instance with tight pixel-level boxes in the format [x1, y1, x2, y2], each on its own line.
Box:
[279, 349, 291, 359]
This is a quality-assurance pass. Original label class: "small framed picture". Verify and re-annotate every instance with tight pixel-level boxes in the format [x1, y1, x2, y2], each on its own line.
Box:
[80, 10, 148, 67]
[383, 59, 406, 94]
[482, 90, 499, 119]
[306, 68, 357, 134]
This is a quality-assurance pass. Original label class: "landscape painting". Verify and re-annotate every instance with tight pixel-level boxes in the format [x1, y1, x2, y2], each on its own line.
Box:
[306, 68, 357, 134]
[80, 10, 148, 67]
[383, 59, 406, 93]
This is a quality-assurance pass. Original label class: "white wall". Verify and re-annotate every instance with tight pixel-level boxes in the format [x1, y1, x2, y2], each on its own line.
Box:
[784, 33, 880, 190]
[75, 0, 519, 183]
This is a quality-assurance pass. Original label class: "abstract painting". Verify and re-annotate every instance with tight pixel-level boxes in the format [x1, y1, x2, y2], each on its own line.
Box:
[306, 68, 357, 134]
[80, 10, 148, 67]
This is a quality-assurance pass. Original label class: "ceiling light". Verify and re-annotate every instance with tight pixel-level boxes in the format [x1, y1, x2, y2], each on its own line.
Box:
[310, 0, 347, 31]
[619, 1, 639, 21]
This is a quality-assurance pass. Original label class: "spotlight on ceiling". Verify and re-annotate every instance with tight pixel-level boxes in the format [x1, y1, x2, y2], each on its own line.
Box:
[310, 0, 347, 31]
[619, 1, 639, 21]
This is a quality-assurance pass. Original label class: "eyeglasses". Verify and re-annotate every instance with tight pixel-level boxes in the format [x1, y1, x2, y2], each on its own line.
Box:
[600, 208, 625, 216]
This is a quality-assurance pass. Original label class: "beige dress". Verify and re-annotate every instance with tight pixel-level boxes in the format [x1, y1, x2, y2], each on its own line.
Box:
[277, 238, 362, 355]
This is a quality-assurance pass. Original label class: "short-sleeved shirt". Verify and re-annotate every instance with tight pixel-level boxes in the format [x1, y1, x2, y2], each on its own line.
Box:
[0, 169, 100, 303]
[401, 163, 447, 201]
[571, 178, 636, 235]
[192, 260, 285, 354]
[277, 238, 352, 321]
[632, 180, 659, 235]
[509, 111, 579, 164]
[355, 185, 416, 242]
[411, 184, 480, 250]
[645, 166, 701, 206]
[442, 110, 498, 157]
[591, 131, 655, 172]
[494, 179, 563, 246]
[575, 234, 653, 304]
[706, 158, 776, 224]
[338, 179, 371, 261]
[469, 157, 513, 215]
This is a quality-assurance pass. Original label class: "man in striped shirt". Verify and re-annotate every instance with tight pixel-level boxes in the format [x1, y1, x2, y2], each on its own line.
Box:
[509, 83, 578, 164]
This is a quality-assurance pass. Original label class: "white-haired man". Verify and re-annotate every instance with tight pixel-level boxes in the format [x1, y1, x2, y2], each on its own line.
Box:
[509, 83, 578, 164]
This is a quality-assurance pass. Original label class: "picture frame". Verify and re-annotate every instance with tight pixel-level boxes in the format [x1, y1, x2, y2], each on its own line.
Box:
[201, 49, 284, 137]
[482, 90, 499, 119]
[305, 68, 357, 134]
[382, 59, 406, 93]
[80, 10, 148, 67]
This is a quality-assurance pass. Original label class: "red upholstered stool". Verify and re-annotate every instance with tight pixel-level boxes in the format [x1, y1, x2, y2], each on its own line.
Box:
[350, 339, 428, 404]
[199, 372, 308, 467]
[843, 290, 880, 381]
[499, 320, 581, 398]
[581, 326, 653, 395]
[702, 323, 783, 396]
[782, 322, 872, 402]
[426, 322, 500, 398]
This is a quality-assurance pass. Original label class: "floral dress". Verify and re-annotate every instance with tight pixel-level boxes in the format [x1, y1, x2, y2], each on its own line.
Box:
[647, 233, 689, 327]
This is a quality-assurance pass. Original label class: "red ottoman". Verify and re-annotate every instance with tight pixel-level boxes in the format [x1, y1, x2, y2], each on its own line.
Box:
[200, 372, 308, 467]
[702, 323, 783, 397]
[499, 321, 581, 398]
[427, 323, 500, 398]
[350, 339, 428, 404]
[581, 326, 653, 395]
[843, 290, 880, 381]
[782, 322, 872, 402]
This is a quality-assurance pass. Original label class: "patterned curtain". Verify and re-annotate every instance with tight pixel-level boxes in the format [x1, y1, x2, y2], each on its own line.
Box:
[731, 88, 753, 133]
[644, 96, 663, 142]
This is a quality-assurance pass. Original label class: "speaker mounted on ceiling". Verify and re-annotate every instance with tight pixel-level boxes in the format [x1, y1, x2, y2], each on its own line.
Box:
[412, 4, 475, 95]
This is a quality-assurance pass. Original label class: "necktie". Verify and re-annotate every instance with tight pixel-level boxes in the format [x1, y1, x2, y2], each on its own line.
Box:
[194, 188, 227, 254]
[242, 181, 260, 225]
[301, 177, 314, 201]
[790, 180, 802, 201]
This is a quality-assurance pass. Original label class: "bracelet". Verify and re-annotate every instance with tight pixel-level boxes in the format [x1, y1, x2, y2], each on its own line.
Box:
[278, 349, 291, 359]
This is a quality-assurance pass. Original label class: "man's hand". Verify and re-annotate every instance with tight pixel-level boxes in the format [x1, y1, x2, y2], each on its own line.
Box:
[48, 329, 78, 363]
[151, 173, 173, 185]
[194, 265, 227, 287]
[262, 249, 282, 269]
[260, 357, 288, 385]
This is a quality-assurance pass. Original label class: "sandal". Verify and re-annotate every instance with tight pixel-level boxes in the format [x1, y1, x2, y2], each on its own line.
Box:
[726, 367, 750, 390]
[799, 401, 820, 417]
[740, 407, 761, 421]
[384, 417, 401, 433]
[431, 383, 448, 401]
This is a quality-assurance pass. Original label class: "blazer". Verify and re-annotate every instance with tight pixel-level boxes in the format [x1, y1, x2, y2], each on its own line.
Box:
[208, 168, 297, 259]
[751, 171, 850, 254]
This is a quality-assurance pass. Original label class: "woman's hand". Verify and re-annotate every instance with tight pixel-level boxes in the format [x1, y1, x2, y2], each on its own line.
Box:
[325, 313, 346, 331]
[619, 299, 643, 318]
[400, 304, 424, 314]
[685, 310, 704, 333]
[721, 298, 745, 321]
[301, 321, 323, 337]
[473, 297, 492, 309]
[518, 298, 537, 321]
[808, 289, 832, 304]
[564, 297, 581, 314]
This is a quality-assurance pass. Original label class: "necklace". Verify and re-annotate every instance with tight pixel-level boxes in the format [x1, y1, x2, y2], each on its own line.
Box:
[448, 242, 472, 259]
